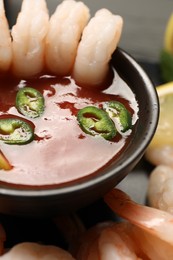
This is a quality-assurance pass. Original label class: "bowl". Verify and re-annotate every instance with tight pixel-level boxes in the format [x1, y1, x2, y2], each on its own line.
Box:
[0, 48, 159, 217]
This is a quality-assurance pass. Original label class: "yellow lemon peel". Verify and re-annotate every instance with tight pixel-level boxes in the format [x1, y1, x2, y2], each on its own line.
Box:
[164, 13, 173, 55]
[147, 82, 173, 149]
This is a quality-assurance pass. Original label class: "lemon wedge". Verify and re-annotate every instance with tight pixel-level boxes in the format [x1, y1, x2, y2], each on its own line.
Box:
[164, 13, 173, 55]
[147, 81, 173, 149]
[160, 13, 173, 82]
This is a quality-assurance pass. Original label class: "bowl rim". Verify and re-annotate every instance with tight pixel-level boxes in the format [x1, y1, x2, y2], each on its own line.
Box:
[0, 48, 159, 198]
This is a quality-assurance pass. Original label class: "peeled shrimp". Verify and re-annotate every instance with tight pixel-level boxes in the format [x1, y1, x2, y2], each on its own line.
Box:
[147, 164, 173, 214]
[45, 0, 90, 76]
[145, 145, 173, 168]
[73, 9, 123, 87]
[11, 0, 49, 78]
[76, 221, 148, 259]
[104, 188, 173, 260]
[0, 242, 75, 260]
[75, 222, 112, 260]
[0, 0, 12, 71]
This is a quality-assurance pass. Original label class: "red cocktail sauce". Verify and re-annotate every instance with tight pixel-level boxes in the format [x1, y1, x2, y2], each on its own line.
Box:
[0, 68, 138, 188]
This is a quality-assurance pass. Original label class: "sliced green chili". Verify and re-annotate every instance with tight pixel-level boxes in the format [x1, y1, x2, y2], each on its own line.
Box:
[0, 118, 34, 144]
[77, 106, 116, 140]
[16, 87, 45, 118]
[103, 101, 132, 133]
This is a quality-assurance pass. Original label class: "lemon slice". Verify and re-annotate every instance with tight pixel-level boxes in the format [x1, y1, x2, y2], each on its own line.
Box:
[147, 81, 173, 149]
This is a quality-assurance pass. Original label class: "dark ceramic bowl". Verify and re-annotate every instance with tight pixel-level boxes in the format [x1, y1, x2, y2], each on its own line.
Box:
[0, 48, 159, 217]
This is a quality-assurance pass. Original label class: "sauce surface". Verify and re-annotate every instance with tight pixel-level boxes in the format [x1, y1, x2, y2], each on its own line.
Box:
[0, 69, 138, 187]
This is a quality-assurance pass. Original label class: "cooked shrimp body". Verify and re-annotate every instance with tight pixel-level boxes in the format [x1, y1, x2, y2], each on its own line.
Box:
[76, 222, 112, 260]
[104, 188, 173, 259]
[105, 188, 173, 244]
[0, 242, 75, 260]
[11, 0, 49, 78]
[0, 0, 12, 71]
[98, 223, 147, 260]
[73, 9, 123, 87]
[76, 221, 148, 260]
[45, 0, 90, 76]
[131, 225, 173, 260]
[98, 224, 142, 260]
[145, 145, 173, 168]
[147, 164, 173, 214]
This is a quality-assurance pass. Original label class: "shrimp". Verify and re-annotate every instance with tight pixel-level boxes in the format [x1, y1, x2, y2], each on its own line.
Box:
[75, 222, 112, 260]
[76, 221, 148, 259]
[145, 145, 173, 168]
[147, 164, 173, 214]
[73, 9, 123, 87]
[45, 0, 90, 76]
[104, 188, 173, 260]
[0, 0, 12, 72]
[145, 146, 173, 214]
[11, 0, 49, 78]
[0, 242, 75, 260]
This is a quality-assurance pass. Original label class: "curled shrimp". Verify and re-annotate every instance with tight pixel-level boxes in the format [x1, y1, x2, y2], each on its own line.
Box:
[0, 0, 12, 72]
[147, 164, 173, 214]
[76, 221, 147, 259]
[73, 8, 123, 87]
[104, 188, 173, 260]
[11, 0, 49, 78]
[0, 242, 75, 259]
[145, 145, 173, 168]
[45, 0, 90, 76]
[145, 146, 173, 214]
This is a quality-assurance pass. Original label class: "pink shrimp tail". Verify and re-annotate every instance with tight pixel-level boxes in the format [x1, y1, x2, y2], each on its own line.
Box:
[104, 188, 145, 223]
[104, 188, 173, 245]
[105, 188, 169, 222]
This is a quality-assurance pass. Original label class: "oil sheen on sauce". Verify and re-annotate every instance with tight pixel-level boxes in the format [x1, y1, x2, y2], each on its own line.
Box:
[0, 69, 139, 187]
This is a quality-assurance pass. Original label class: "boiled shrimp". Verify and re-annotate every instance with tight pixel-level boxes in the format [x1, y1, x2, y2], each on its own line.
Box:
[145, 145, 173, 213]
[73, 9, 123, 87]
[104, 188, 173, 260]
[45, 0, 90, 76]
[76, 221, 148, 259]
[75, 222, 112, 260]
[147, 164, 173, 214]
[145, 145, 173, 168]
[11, 0, 49, 78]
[0, 0, 12, 72]
[0, 242, 75, 260]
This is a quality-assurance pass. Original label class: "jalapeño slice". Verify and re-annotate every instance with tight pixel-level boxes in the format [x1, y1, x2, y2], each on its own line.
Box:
[77, 106, 116, 140]
[0, 118, 34, 144]
[103, 101, 132, 133]
[16, 87, 45, 118]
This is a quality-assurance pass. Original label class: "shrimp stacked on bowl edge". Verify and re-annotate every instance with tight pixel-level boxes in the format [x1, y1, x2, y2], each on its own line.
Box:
[1, 0, 123, 86]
